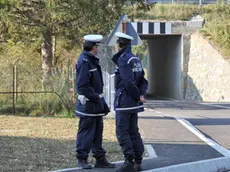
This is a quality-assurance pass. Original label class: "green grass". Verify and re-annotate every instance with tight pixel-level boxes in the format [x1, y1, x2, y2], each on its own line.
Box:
[0, 116, 122, 172]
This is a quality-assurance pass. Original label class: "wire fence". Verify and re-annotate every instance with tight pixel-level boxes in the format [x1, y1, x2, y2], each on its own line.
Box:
[0, 64, 75, 116]
[146, 0, 230, 4]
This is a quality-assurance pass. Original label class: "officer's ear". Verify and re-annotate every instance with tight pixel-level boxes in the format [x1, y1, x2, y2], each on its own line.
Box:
[83, 42, 94, 51]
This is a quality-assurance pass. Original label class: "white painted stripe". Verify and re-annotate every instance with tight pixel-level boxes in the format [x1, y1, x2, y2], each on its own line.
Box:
[200, 103, 230, 109]
[116, 105, 144, 111]
[166, 22, 172, 34]
[177, 118, 230, 157]
[53, 167, 81, 172]
[127, 56, 139, 64]
[152, 109, 230, 157]
[113, 144, 157, 165]
[145, 144, 157, 158]
[131, 22, 137, 32]
[75, 110, 104, 116]
[143, 157, 230, 172]
[53, 144, 157, 171]
[89, 68, 97, 72]
[143, 22, 149, 34]
[154, 22, 160, 34]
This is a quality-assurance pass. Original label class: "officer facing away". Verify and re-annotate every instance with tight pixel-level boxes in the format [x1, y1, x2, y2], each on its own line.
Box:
[112, 32, 148, 172]
[75, 34, 115, 169]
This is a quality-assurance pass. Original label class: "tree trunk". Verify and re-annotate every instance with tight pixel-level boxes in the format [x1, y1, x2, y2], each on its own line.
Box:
[42, 30, 53, 90]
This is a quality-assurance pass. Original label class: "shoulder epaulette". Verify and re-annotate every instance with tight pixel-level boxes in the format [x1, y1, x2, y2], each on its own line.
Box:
[83, 58, 88, 62]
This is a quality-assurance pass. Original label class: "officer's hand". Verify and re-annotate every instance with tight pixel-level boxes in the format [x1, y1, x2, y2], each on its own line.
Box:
[140, 95, 147, 103]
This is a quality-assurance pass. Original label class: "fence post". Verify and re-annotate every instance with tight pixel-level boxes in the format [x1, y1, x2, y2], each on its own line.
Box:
[15, 66, 18, 102]
[12, 66, 15, 114]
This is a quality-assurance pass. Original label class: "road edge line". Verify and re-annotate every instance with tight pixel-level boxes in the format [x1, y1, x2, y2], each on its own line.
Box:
[142, 157, 230, 172]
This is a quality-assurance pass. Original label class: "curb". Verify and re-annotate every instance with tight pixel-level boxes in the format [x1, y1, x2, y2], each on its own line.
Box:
[143, 157, 230, 172]
[52, 144, 157, 172]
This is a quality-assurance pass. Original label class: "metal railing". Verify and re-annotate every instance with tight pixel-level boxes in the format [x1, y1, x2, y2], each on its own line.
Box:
[146, 0, 230, 4]
[102, 71, 115, 112]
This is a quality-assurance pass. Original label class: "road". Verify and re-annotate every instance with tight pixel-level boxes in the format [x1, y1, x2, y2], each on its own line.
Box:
[55, 100, 230, 172]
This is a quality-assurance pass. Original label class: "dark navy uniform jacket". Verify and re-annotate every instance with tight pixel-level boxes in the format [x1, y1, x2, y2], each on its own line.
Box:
[112, 45, 148, 113]
[75, 50, 110, 117]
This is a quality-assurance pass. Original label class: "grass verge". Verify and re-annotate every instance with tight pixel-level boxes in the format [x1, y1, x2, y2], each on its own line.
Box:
[0, 115, 122, 172]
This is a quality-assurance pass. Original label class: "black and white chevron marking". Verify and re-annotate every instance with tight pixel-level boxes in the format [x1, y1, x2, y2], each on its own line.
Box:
[130, 22, 172, 34]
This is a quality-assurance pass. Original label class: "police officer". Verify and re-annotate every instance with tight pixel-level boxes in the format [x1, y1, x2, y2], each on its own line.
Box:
[75, 34, 115, 169]
[112, 32, 148, 172]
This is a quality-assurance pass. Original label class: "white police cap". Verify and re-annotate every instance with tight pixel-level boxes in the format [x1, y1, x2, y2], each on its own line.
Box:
[83, 34, 103, 43]
[115, 32, 134, 40]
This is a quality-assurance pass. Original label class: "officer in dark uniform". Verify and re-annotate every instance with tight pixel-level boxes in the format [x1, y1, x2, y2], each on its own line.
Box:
[112, 32, 148, 172]
[75, 34, 115, 169]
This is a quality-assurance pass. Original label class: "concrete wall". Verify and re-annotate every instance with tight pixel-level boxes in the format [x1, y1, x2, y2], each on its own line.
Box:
[182, 32, 230, 102]
[147, 36, 182, 99]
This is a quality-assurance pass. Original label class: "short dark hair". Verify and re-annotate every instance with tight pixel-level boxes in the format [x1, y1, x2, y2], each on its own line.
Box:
[117, 38, 131, 49]
[83, 41, 95, 51]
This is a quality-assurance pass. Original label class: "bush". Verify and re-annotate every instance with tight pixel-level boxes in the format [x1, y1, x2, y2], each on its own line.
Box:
[127, 4, 230, 59]
[0, 41, 78, 117]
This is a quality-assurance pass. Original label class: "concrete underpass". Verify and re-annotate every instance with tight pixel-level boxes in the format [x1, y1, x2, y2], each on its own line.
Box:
[141, 35, 182, 100]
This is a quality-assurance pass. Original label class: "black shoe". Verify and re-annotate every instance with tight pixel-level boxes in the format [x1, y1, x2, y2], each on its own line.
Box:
[134, 163, 142, 171]
[94, 157, 116, 168]
[76, 159, 92, 169]
[115, 160, 137, 172]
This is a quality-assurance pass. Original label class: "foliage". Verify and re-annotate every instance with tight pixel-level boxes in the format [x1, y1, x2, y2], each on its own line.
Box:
[201, 5, 230, 59]
[128, 4, 230, 59]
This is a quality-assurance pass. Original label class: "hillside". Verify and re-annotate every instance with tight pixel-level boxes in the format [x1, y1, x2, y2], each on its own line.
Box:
[127, 4, 230, 60]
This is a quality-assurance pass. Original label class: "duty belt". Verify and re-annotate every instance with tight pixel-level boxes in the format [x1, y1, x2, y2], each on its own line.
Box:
[78, 94, 104, 105]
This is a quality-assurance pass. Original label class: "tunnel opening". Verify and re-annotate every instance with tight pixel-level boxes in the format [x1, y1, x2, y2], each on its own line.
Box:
[140, 35, 182, 100]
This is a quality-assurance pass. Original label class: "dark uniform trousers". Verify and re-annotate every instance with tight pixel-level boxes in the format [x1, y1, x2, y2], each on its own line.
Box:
[116, 112, 144, 163]
[112, 45, 147, 164]
[76, 116, 106, 160]
[75, 51, 109, 160]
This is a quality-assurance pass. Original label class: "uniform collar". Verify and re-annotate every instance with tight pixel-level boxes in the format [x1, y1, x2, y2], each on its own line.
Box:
[112, 45, 131, 64]
[123, 45, 132, 53]
[83, 50, 99, 63]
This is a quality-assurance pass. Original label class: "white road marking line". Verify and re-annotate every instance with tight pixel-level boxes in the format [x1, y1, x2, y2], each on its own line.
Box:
[52, 167, 81, 172]
[147, 107, 230, 157]
[145, 144, 158, 158]
[142, 157, 230, 172]
[177, 118, 230, 157]
[200, 103, 230, 109]
[52, 144, 158, 171]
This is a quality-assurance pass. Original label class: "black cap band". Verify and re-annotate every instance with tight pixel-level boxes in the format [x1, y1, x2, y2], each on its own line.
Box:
[117, 38, 131, 45]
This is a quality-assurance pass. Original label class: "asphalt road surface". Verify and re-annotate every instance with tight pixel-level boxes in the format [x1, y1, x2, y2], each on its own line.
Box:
[56, 100, 230, 172]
